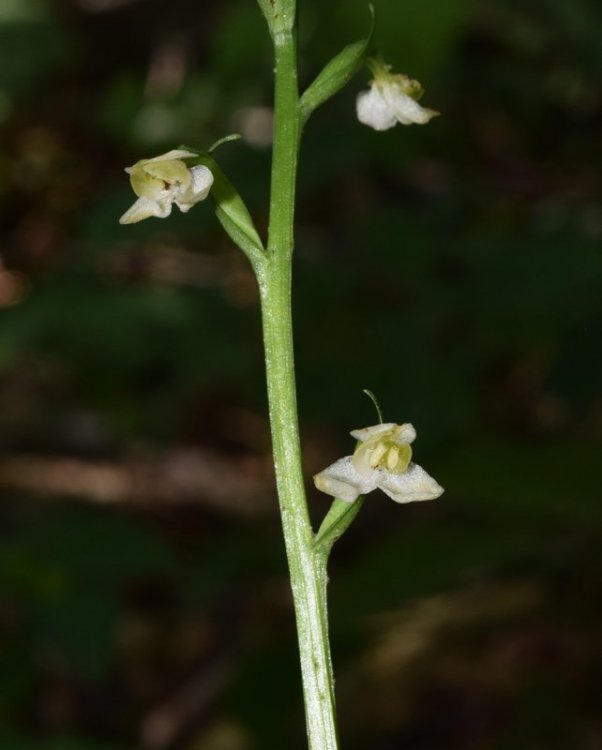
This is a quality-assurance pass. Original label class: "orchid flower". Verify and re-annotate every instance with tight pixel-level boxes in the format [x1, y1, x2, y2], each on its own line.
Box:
[356, 59, 438, 131]
[119, 149, 214, 225]
[314, 422, 444, 504]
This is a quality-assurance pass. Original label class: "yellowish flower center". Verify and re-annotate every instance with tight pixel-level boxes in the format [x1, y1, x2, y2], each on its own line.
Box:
[354, 435, 412, 475]
[128, 158, 192, 200]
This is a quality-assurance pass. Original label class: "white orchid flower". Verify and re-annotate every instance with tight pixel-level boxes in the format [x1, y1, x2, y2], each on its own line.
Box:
[314, 422, 443, 504]
[356, 59, 438, 131]
[119, 149, 214, 225]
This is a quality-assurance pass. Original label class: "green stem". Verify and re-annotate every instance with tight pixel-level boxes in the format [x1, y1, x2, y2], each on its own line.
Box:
[258, 29, 340, 750]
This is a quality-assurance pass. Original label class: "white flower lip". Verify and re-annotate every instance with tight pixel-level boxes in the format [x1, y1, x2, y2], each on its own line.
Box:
[313, 422, 443, 505]
[119, 150, 214, 225]
[356, 75, 438, 131]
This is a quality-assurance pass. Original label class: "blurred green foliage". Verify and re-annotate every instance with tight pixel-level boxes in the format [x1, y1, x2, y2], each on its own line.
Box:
[0, 0, 601, 748]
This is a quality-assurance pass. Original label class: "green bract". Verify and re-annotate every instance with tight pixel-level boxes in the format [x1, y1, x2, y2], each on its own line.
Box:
[180, 147, 266, 268]
[300, 6, 375, 125]
[314, 496, 365, 554]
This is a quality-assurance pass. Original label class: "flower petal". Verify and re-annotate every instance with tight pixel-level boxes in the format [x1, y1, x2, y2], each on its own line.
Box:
[314, 456, 379, 503]
[390, 423, 416, 445]
[377, 462, 444, 504]
[381, 86, 438, 125]
[137, 149, 196, 165]
[350, 423, 398, 442]
[175, 165, 214, 211]
[119, 196, 172, 225]
[356, 86, 397, 131]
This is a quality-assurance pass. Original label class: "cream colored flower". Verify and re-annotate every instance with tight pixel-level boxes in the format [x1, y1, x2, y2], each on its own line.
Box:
[356, 62, 438, 131]
[119, 149, 213, 225]
[314, 422, 443, 504]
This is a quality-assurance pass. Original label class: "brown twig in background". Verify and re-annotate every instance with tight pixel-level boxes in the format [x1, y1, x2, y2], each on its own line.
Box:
[0, 449, 272, 517]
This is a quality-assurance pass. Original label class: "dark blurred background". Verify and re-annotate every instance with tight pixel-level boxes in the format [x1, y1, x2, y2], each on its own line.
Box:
[1, 0, 601, 748]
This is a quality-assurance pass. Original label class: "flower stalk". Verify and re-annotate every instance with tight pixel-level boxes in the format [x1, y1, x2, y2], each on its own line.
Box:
[258, 28, 340, 750]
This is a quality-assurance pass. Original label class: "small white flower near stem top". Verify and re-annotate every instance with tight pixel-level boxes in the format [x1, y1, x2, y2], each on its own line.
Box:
[119, 149, 214, 224]
[314, 422, 444, 504]
[356, 58, 439, 131]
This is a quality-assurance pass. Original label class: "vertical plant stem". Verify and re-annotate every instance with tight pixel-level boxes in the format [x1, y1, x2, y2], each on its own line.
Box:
[258, 27, 340, 750]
